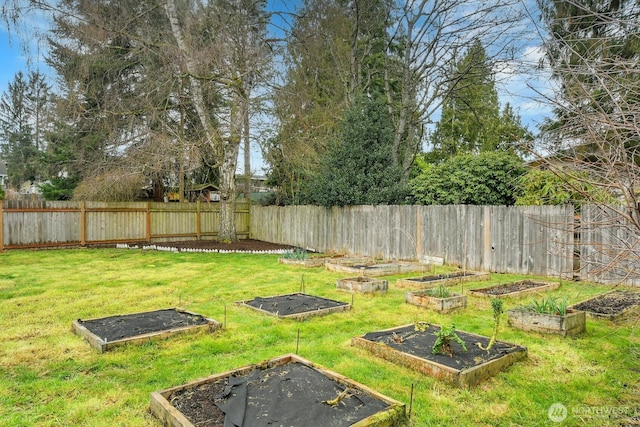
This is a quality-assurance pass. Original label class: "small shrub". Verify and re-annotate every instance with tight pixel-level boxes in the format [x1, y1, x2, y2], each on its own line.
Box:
[282, 247, 308, 261]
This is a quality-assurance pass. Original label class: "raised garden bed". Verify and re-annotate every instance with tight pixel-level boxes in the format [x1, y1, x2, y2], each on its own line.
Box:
[150, 353, 407, 427]
[468, 280, 560, 298]
[396, 270, 491, 289]
[324, 256, 375, 267]
[326, 260, 426, 277]
[278, 256, 331, 267]
[405, 290, 467, 313]
[352, 324, 527, 387]
[72, 308, 220, 352]
[336, 277, 388, 294]
[236, 292, 351, 320]
[507, 308, 586, 337]
[569, 290, 640, 321]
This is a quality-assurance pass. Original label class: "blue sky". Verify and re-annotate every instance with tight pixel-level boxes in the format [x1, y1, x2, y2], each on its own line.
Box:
[1, 7, 53, 97]
[0, 28, 30, 95]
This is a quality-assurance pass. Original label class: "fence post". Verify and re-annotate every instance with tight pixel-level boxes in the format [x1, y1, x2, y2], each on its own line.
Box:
[416, 207, 422, 260]
[80, 201, 86, 246]
[0, 201, 4, 252]
[483, 207, 492, 272]
[196, 200, 201, 240]
[146, 202, 151, 242]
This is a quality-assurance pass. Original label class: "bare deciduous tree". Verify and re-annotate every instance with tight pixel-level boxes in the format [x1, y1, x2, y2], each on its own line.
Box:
[162, 0, 271, 241]
[388, 0, 529, 174]
[536, 0, 640, 284]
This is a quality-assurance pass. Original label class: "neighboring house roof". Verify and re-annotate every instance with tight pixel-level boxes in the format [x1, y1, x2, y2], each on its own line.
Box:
[188, 183, 218, 192]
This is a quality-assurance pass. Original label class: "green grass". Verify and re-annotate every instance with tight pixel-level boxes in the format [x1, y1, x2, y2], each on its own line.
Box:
[0, 248, 638, 426]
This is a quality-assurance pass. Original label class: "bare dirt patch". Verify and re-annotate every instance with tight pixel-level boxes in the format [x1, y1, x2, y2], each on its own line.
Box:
[571, 290, 640, 317]
[152, 239, 295, 252]
[469, 280, 560, 298]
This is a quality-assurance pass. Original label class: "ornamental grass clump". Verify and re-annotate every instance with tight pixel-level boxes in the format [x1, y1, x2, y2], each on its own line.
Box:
[282, 247, 308, 261]
[524, 295, 568, 316]
[428, 284, 451, 298]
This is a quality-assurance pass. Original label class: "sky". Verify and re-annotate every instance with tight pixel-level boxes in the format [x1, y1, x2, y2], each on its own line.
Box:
[0, 28, 37, 96]
[0, 1, 555, 174]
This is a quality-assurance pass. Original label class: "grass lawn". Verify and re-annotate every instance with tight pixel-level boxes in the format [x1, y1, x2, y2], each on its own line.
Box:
[1, 248, 638, 426]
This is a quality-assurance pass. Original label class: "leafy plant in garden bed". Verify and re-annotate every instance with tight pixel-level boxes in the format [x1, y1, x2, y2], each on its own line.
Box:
[526, 295, 568, 316]
[432, 323, 467, 357]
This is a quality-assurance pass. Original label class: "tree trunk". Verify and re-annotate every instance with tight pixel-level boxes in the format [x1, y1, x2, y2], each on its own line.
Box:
[218, 147, 238, 242]
[243, 96, 251, 198]
[218, 90, 245, 242]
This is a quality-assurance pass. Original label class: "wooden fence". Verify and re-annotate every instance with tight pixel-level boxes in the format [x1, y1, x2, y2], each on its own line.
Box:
[0, 200, 250, 250]
[5, 199, 640, 284]
[251, 205, 576, 278]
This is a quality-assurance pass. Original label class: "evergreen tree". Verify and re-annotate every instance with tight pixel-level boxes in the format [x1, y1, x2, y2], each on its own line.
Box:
[429, 40, 531, 162]
[302, 94, 408, 207]
[539, 0, 640, 149]
[0, 71, 50, 187]
[267, 0, 400, 204]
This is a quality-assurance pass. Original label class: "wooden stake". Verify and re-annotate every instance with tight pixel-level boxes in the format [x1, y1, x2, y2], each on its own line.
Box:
[409, 383, 414, 417]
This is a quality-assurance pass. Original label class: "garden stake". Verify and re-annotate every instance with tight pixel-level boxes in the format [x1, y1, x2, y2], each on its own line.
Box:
[409, 383, 414, 417]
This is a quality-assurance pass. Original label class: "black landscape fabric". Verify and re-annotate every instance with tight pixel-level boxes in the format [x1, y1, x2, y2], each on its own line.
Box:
[363, 324, 524, 370]
[78, 308, 209, 342]
[244, 293, 348, 315]
[213, 363, 389, 427]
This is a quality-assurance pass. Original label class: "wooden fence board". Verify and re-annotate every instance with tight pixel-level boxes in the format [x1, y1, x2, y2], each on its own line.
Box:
[580, 205, 640, 285]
